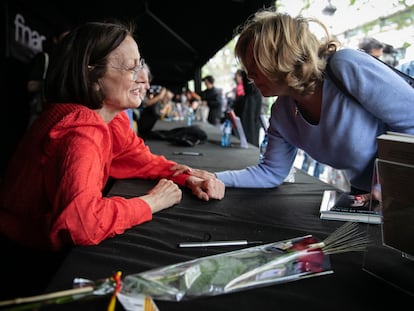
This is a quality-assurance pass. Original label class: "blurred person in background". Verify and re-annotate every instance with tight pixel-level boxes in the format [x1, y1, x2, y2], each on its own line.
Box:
[184, 87, 201, 111]
[201, 75, 223, 126]
[135, 64, 174, 139]
[231, 69, 246, 117]
[381, 43, 399, 67]
[358, 36, 384, 58]
[233, 68, 263, 147]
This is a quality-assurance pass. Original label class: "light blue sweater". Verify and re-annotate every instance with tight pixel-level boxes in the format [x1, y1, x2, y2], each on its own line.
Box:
[216, 49, 414, 192]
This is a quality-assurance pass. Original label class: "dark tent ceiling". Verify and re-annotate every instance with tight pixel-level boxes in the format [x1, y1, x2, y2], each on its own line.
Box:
[12, 0, 274, 92]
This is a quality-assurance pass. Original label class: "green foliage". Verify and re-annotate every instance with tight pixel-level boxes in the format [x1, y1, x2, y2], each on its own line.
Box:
[183, 257, 247, 295]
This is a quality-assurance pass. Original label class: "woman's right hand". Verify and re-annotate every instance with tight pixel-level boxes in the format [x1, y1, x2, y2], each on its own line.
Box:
[140, 179, 182, 213]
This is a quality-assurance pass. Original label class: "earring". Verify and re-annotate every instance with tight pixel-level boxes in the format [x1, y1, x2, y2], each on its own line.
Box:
[93, 82, 100, 91]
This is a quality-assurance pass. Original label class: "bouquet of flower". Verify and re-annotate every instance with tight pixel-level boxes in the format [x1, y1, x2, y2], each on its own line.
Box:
[0, 222, 369, 310]
[120, 222, 369, 301]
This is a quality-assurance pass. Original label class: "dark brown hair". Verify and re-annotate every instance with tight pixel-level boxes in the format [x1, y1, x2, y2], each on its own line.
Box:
[45, 21, 135, 109]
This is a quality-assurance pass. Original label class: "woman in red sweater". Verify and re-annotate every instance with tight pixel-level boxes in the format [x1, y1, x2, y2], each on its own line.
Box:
[0, 21, 224, 251]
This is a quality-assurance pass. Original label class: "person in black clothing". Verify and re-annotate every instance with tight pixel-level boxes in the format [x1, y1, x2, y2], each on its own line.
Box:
[136, 65, 173, 139]
[231, 69, 245, 116]
[201, 75, 223, 126]
[358, 37, 384, 58]
[233, 69, 263, 146]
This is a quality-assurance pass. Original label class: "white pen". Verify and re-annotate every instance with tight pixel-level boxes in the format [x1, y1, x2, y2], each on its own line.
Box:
[172, 151, 202, 156]
[178, 240, 262, 248]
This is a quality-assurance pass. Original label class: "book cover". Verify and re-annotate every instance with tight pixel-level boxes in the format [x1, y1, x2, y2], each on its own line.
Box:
[319, 190, 382, 224]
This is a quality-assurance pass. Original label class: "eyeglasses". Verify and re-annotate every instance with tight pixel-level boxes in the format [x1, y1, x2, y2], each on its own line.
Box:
[90, 58, 145, 81]
[110, 58, 145, 81]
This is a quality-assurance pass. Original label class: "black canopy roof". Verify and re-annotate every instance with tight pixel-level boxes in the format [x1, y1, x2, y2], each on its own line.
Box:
[13, 0, 274, 92]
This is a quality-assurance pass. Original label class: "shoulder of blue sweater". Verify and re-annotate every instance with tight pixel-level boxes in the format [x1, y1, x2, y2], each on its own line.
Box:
[331, 48, 367, 61]
[329, 48, 376, 71]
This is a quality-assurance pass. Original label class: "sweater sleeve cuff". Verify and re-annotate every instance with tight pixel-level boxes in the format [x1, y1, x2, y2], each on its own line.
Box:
[127, 197, 153, 223]
[170, 173, 190, 186]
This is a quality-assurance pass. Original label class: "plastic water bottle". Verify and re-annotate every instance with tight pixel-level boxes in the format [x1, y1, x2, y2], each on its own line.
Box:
[259, 133, 268, 163]
[221, 119, 232, 147]
[187, 108, 194, 126]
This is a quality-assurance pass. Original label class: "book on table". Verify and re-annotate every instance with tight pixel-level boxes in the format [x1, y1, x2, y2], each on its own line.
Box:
[319, 190, 382, 224]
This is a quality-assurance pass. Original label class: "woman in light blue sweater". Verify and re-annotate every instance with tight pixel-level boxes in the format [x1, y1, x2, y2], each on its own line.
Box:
[192, 10, 414, 194]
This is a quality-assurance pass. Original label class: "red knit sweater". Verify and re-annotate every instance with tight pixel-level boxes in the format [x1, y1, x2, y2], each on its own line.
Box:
[0, 104, 189, 251]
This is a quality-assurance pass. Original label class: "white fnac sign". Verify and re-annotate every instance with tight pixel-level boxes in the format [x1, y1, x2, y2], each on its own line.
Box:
[14, 13, 46, 53]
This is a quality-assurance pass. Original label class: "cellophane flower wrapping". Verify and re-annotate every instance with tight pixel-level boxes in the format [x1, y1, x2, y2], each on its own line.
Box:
[120, 235, 333, 301]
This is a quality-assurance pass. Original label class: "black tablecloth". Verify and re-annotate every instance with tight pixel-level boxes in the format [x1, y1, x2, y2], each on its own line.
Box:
[7, 120, 414, 309]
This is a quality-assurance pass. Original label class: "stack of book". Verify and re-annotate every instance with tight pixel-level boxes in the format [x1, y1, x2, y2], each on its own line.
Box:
[320, 131, 414, 227]
[319, 190, 382, 224]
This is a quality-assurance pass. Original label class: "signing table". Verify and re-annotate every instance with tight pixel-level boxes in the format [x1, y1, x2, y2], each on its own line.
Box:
[43, 120, 413, 310]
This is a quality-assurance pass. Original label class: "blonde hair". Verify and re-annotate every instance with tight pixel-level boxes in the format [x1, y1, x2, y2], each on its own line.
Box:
[235, 10, 339, 95]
